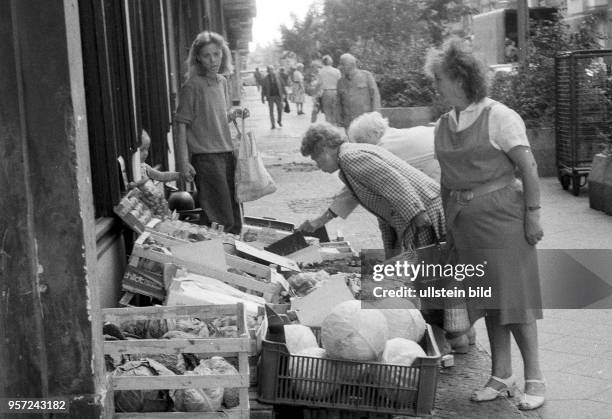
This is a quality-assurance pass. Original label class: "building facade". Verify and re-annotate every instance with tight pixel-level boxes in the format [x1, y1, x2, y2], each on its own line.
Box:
[1, 1, 254, 415]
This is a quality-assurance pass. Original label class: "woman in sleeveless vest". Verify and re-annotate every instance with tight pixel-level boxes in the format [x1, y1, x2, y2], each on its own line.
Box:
[424, 38, 545, 410]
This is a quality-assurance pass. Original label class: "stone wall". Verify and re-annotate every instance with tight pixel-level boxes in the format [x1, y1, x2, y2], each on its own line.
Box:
[380, 107, 434, 129]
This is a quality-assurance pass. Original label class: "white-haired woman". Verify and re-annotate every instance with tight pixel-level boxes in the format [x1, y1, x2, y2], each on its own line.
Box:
[347, 112, 439, 181]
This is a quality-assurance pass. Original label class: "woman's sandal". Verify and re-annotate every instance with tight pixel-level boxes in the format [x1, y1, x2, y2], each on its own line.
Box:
[470, 375, 517, 402]
[518, 379, 546, 410]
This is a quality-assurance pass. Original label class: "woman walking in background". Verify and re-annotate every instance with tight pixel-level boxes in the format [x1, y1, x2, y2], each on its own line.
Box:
[174, 31, 242, 234]
[425, 38, 545, 410]
[292, 63, 306, 115]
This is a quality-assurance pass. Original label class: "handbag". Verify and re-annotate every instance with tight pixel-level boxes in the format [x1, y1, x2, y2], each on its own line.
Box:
[284, 98, 290, 113]
[235, 116, 277, 203]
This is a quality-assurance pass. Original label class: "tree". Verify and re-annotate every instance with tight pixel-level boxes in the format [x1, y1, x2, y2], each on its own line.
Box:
[279, 0, 474, 107]
[490, 12, 604, 127]
[279, 5, 323, 67]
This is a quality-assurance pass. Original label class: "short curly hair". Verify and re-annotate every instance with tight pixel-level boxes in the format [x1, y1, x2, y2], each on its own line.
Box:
[301, 122, 347, 157]
[424, 37, 487, 103]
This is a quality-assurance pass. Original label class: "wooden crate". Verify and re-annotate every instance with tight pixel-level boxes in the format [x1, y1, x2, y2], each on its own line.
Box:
[103, 303, 251, 418]
[132, 232, 281, 302]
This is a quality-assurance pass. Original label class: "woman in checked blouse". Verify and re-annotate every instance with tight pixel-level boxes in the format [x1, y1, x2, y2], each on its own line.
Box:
[299, 122, 445, 259]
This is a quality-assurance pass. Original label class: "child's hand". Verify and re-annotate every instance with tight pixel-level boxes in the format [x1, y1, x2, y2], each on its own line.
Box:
[179, 164, 196, 183]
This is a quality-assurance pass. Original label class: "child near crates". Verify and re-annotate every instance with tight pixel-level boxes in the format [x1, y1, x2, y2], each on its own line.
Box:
[127, 130, 181, 189]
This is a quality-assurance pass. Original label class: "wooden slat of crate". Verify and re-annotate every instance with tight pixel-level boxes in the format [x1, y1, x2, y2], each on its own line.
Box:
[118, 292, 136, 307]
[140, 231, 274, 281]
[111, 373, 249, 390]
[225, 253, 272, 279]
[103, 303, 239, 321]
[105, 337, 251, 357]
[103, 303, 250, 419]
[132, 244, 275, 296]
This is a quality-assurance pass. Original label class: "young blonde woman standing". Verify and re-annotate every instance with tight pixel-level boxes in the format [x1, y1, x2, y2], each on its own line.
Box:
[174, 31, 242, 234]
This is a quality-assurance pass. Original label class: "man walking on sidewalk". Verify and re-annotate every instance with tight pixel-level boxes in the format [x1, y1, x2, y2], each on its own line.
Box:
[261, 65, 285, 129]
[337, 53, 381, 129]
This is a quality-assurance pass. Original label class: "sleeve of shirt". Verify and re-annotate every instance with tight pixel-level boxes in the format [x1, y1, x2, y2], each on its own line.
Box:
[222, 76, 231, 112]
[337, 81, 346, 127]
[378, 218, 398, 257]
[329, 186, 360, 219]
[488, 104, 530, 152]
[174, 82, 196, 125]
[367, 72, 381, 111]
[146, 166, 180, 183]
[433, 120, 441, 160]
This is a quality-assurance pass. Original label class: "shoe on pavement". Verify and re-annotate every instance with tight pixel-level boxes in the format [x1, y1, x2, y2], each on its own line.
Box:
[278, 121, 283, 127]
[471, 375, 517, 402]
[518, 380, 546, 410]
[271, 125, 275, 129]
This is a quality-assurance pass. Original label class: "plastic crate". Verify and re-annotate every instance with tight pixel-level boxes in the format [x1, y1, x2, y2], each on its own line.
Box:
[257, 324, 440, 417]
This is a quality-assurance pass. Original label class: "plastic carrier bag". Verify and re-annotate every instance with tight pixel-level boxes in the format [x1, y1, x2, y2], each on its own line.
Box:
[235, 124, 276, 203]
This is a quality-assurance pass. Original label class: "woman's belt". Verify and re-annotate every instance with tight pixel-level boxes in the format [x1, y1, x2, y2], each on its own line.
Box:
[448, 175, 517, 202]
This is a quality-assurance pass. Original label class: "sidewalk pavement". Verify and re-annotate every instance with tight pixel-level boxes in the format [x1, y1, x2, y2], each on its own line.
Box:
[239, 86, 612, 418]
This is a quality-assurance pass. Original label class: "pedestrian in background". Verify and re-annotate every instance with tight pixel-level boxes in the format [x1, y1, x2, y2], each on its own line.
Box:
[317, 55, 341, 124]
[279, 67, 290, 91]
[337, 53, 381, 129]
[254, 67, 263, 93]
[292, 63, 306, 115]
[425, 38, 545, 410]
[261, 65, 285, 129]
[174, 31, 242, 234]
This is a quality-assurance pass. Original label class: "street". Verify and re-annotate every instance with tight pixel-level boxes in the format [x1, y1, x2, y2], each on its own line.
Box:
[241, 86, 612, 418]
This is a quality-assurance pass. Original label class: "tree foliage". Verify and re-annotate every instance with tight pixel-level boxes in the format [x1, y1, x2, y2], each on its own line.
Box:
[279, 5, 323, 67]
[490, 12, 604, 127]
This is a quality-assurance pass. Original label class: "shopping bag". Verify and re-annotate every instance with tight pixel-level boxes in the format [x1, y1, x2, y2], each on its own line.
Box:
[235, 130, 277, 203]
[414, 236, 470, 334]
[284, 98, 290, 113]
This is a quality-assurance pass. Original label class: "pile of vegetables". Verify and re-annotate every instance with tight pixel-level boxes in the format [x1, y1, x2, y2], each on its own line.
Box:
[152, 219, 234, 241]
[282, 299, 429, 401]
[104, 314, 259, 413]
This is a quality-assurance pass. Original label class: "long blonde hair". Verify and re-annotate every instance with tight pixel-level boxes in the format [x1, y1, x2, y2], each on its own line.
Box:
[185, 31, 233, 80]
